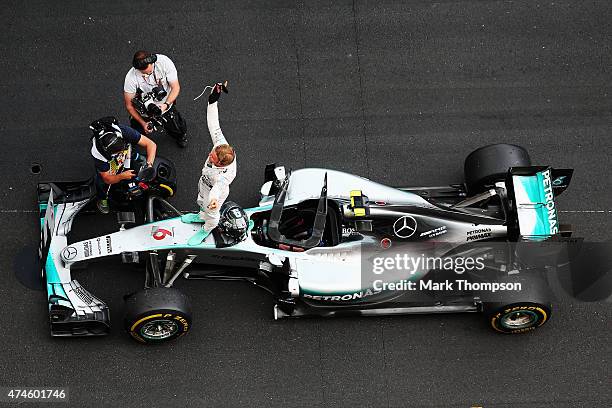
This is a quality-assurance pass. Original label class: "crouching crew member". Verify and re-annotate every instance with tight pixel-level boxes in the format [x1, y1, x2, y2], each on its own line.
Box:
[90, 117, 157, 213]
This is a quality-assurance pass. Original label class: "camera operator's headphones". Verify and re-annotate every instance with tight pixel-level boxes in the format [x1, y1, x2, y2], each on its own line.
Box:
[132, 52, 157, 70]
[89, 117, 127, 160]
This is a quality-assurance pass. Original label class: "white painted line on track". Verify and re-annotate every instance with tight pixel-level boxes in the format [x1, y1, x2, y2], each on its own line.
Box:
[2, 209, 612, 214]
[559, 210, 612, 213]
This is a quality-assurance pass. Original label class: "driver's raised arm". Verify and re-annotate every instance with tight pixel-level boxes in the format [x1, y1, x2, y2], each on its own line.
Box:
[206, 99, 227, 147]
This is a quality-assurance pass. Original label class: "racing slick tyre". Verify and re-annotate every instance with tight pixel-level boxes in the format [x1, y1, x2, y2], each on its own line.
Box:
[124, 287, 192, 344]
[464, 143, 531, 193]
[484, 302, 552, 334]
[481, 273, 552, 334]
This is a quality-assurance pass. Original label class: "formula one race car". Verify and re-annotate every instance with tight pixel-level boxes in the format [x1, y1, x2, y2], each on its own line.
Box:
[38, 144, 574, 343]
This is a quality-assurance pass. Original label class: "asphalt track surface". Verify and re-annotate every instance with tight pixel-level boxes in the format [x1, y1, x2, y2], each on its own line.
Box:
[1, 1, 611, 407]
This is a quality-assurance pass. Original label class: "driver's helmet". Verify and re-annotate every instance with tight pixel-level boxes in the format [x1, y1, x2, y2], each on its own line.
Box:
[219, 201, 249, 241]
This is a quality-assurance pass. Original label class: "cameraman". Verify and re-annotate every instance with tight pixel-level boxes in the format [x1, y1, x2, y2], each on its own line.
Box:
[90, 117, 157, 214]
[123, 50, 188, 147]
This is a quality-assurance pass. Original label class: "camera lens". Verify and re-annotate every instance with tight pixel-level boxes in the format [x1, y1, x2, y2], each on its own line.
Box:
[151, 86, 167, 101]
[147, 104, 162, 116]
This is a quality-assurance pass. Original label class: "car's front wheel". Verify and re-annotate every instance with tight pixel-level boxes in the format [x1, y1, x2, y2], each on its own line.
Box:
[124, 287, 192, 344]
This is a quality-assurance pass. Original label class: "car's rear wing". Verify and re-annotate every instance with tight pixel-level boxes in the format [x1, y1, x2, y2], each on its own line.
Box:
[505, 167, 574, 241]
[38, 180, 110, 336]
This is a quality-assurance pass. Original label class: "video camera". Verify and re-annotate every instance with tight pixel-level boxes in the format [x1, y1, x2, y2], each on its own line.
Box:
[120, 155, 157, 201]
[131, 86, 168, 128]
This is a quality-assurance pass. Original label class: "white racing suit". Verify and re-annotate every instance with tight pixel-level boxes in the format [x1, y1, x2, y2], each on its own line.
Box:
[197, 101, 237, 232]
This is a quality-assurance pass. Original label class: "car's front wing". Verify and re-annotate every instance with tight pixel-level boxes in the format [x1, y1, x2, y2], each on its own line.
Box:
[38, 181, 110, 336]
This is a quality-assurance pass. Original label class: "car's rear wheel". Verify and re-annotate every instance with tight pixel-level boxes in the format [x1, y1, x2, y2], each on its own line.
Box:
[485, 302, 552, 334]
[464, 143, 531, 193]
[124, 287, 192, 344]
[481, 273, 553, 334]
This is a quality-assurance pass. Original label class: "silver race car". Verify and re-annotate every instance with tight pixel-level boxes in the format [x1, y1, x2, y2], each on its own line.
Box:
[38, 144, 574, 343]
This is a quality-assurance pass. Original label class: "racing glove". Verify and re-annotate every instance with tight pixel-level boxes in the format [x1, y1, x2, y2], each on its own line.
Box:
[208, 81, 229, 104]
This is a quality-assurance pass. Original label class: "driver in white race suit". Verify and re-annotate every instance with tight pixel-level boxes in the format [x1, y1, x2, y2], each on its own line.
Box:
[185, 82, 236, 245]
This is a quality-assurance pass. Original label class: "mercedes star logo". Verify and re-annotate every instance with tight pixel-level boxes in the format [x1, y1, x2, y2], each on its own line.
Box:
[393, 216, 418, 239]
[62, 246, 78, 260]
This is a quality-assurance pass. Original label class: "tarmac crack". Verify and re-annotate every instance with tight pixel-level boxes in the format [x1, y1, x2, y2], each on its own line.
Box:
[351, 0, 370, 172]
